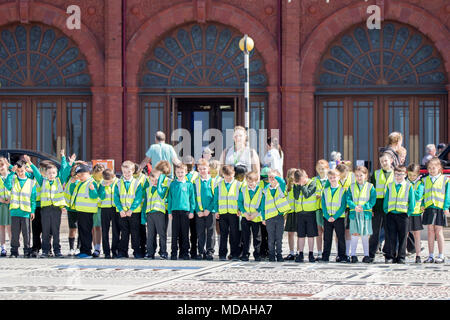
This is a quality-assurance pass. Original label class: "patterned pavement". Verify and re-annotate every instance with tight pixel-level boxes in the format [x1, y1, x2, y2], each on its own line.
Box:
[0, 235, 449, 300]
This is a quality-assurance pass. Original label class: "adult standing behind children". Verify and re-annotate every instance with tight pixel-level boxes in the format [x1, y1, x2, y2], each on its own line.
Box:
[262, 137, 284, 178]
[139, 131, 181, 178]
[379, 132, 403, 168]
[219, 126, 260, 177]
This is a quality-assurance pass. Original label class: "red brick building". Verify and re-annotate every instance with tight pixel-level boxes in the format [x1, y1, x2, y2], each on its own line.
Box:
[0, 0, 448, 175]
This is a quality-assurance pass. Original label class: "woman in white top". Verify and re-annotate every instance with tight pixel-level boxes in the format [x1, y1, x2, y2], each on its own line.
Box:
[219, 126, 260, 177]
[262, 137, 284, 177]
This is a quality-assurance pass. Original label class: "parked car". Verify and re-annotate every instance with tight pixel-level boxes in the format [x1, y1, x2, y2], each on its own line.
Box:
[420, 144, 450, 177]
[0, 149, 61, 169]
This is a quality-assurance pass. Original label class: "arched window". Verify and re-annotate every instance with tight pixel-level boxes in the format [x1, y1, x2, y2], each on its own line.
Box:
[0, 24, 91, 159]
[316, 22, 447, 170]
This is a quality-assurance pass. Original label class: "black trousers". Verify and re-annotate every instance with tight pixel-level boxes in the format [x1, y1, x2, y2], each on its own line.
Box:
[196, 213, 215, 255]
[369, 209, 390, 258]
[101, 208, 120, 256]
[241, 218, 261, 258]
[31, 207, 42, 252]
[171, 211, 190, 257]
[386, 213, 409, 260]
[189, 213, 198, 256]
[260, 223, 269, 256]
[218, 213, 240, 258]
[265, 215, 284, 257]
[323, 217, 346, 259]
[77, 211, 93, 255]
[41, 206, 62, 254]
[118, 212, 142, 257]
[11, 216, 31, 255]
[406, 232, 416, 253]
[140, 223, 147, 255]
[146, 211, 167, 256]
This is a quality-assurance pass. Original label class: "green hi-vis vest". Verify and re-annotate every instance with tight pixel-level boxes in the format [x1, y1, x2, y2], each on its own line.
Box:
[145, 186, 166, 214]
[193, 176, 215, 212]
[9, 177, 35, 213]
[70, 178, 98, 213]
[118, 177, 142, 213]
[64, 179, 77, 208]
[242, 185, 263, 222]
[263, 185, 291, 220]
[412, 180, 424, 215]
[217, 180, 240, 214]
[423, 175, 447, 209]
[0, 176, 10, 202]
[375, 169, 393, 199]
[323, 186, 345, 218]
[387, 181, 411, 213]
[40, 178, 66, 207]
[312, 177, 326, 210]
[349, 182, 372, 213]
[99, 178, 118, 208]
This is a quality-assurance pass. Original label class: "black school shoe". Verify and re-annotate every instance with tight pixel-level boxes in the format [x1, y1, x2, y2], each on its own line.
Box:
[415, 256, 421, 264]
[240, 255, 249, 262]
[268, 254, 276, 262]
[284, 253, 296, 261]
[397, 258, 406, 264]
[351, 256, 358, 263]
[295, 252, 304, 263]
[254, 256, 261, 262]
[362, 256, 371, 263]
[308, 252, 315, 263]
[276, 254, 284, 262]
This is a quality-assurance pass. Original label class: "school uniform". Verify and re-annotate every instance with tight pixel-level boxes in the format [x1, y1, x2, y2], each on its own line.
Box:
[0, 173, 11, 228]
[369, 169, 393, 259]
[321, 185, 347, 261]
[69, 177, 99, 257]
[261, 177, 290, 261]
[114, 177, 144, 258]
[238, 184, 263, 261]
[64, 178, 79, 252]
[187, 171, 199, 258]
[98, 177, 120, 258]
[193, 175, 216, 259]
[136, 173, 148, 256]
[214, 179, 241, 260]
[259, 180, 269, 258]
[4, 173, 37, 257]
[311, 176, 329, 228]
[167, 178, 196, 259]
[291, 179, 318, 238]
[383, 180, 415, 262]
[409, 179, 424, 232]
[30, 163, 70, 257]
[422, 174, 450, 227]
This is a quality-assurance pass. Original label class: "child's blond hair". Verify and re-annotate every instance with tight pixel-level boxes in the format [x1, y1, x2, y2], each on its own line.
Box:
[121, 160, 135, 170]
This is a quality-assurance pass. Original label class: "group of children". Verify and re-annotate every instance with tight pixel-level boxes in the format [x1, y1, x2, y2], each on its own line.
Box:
[0, 150, 448, 264]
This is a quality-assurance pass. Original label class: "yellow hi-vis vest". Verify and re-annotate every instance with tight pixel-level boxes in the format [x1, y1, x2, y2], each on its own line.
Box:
[186, 171, 199, 183]
[193, 176, 215, 212]
[10, 177, 35, 212]
[0, 176, 10, 202]
[349, 182, 372, 213]
[242, 185, 263, 222]
[340, 173, 355, 190]
[36, 182, 41, 203]
[99, 178, 118, 208]
[217, 179, 240, 214]
[118, 177, 142, 213]
[263, 185, 291, 220]
[145, 185, 166, 214]
[374, 169, 393, 199]
[412, 180, 424, 215]
[300, 180, 318, 212]
[40, 178, 66, 207]
[423, 175, 447, 209]
[312, 177, 327, 210]
[323, 186, 345, 217]
[70, 178, 98, 213]
[387, 181, 411, 213]
[64, 179, 77, 209]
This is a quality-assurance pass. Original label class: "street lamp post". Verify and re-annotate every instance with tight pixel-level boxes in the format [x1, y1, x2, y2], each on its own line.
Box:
[239, 34, 254, 131]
